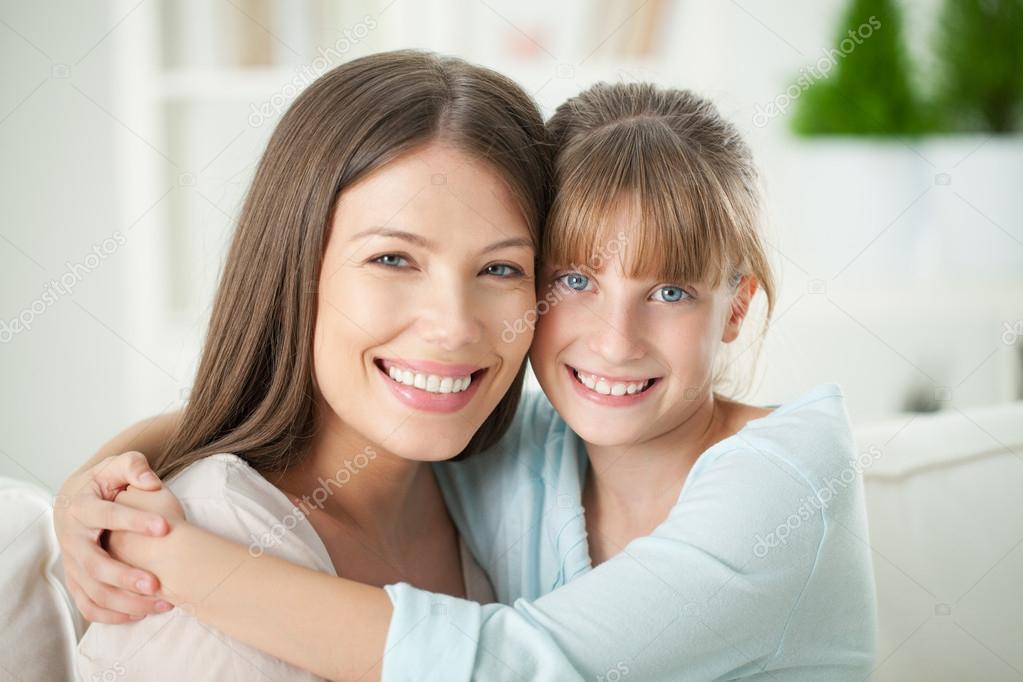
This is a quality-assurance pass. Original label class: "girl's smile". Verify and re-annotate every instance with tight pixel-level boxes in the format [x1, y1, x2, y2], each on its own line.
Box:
[564, 364, 662, 406]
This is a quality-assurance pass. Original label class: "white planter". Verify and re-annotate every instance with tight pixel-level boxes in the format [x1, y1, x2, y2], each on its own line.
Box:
[916, 135, 1023, 280]
[759, 135, 1023, 287]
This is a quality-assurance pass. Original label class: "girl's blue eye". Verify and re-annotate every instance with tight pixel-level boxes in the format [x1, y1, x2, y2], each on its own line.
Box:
[484, 263, 524, 278]
[557, 272, 591, 292]
[373, 254, 409, 268]
[651, 285, 689, 303]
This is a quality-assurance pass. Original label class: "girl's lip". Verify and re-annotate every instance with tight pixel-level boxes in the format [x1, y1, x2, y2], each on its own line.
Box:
[564, 364, 661, 407]
[569, 365, 659, 384]
[376, 362, 487, 414]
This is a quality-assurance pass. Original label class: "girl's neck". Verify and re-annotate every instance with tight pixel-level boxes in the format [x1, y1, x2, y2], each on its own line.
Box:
[587, 393, 721, 500]
[582, 393, 738, 563]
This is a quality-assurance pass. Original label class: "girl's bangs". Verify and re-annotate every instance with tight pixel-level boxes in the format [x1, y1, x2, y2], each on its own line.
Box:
[544, 119, 744, 287]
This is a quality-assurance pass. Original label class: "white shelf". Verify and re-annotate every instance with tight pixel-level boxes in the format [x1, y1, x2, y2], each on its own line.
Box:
[157, 67, 302, 100]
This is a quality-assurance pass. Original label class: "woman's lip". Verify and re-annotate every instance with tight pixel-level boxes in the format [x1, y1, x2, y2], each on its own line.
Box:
[564, 364, 660, 406]
[377, 362, 486, 413]
[377, 357, 483, 377]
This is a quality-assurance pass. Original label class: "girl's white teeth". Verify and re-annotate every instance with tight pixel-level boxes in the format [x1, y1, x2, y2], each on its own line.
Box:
[387, 365, 472, 393]
[576, 370, 648, 396]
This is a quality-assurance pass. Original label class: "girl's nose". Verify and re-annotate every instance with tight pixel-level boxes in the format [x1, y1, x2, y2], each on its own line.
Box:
[585, 301, 644, 365]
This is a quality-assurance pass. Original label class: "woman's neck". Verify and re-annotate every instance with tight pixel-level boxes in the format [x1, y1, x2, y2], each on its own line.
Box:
[271, 423, 440, 549]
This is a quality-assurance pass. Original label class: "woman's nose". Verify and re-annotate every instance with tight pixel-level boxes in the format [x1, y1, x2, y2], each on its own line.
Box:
[418, 282, 483, 351]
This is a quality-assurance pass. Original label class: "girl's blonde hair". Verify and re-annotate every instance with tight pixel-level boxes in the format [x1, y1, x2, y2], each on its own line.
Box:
[545, 83, 775, 393]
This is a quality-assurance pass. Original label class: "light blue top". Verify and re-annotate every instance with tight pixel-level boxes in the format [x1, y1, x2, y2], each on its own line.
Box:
[383, 384, 877, 681]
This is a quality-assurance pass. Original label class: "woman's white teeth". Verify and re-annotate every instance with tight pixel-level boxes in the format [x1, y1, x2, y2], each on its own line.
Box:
[576, 370, 648, 396]
[388, 366, 471, 393]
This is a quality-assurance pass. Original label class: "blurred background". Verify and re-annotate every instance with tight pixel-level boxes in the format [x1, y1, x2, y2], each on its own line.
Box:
[1, 1, 1021, 679]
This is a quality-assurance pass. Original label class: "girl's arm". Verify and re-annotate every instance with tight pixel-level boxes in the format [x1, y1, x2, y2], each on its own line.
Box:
[55, 412, 182, 623]
[108, 503, 392, 682]
[111, 440, 870, 682]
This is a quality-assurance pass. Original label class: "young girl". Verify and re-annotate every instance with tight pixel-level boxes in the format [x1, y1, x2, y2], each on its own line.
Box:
[65, 49, 550, 680]
[60, 81, 876, 680]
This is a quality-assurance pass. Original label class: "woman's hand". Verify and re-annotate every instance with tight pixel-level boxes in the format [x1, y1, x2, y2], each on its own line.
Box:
[54, 452, 175, 623]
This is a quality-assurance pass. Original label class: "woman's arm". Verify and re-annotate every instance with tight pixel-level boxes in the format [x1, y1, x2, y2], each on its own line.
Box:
[55, 411, 182, 623]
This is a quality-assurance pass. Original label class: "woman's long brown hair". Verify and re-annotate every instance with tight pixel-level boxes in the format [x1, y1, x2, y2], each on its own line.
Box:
[154, 51, 550, 480]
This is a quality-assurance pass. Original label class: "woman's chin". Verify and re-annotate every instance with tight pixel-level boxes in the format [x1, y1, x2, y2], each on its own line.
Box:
[386, 430, 472, 463]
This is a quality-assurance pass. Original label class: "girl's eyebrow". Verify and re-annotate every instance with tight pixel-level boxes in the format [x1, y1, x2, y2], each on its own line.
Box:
[349, 227, 533, 254]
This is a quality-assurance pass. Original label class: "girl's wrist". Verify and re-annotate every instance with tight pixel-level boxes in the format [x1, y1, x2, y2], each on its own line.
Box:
[107, 517, 187, 600]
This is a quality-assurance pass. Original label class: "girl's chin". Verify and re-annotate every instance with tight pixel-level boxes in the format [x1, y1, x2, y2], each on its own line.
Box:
[564, 418, 649, 449]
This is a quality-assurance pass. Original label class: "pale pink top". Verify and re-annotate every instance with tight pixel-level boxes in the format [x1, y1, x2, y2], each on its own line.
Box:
[75, 453, 494, 681]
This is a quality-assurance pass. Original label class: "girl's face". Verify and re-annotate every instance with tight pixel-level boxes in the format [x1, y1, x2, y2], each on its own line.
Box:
[313, 142, 536, 460]
[531, 203, 755, 448]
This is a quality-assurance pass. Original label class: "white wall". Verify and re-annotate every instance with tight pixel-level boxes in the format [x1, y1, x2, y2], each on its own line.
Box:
[2, 0, 1021, 491]
[1, 2, 131, 490]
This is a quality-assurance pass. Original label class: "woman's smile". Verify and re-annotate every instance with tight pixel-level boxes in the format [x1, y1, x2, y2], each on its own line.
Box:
[374, 357, 490, 413]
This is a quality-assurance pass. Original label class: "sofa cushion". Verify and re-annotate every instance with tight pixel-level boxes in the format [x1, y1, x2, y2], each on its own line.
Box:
[0, 477, 86, 682]
[856, 402, 1023, 680]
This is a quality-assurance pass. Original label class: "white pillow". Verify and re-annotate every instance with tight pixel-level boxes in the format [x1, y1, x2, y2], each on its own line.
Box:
[0, 477, 86, 682]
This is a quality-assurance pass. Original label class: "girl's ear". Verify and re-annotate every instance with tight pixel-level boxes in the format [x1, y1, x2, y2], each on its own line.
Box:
[722, 275, 758, 343]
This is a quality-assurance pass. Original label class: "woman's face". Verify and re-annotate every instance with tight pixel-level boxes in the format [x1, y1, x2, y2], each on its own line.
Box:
[531, 203, 754, 448]
[313, 142, 536, 460]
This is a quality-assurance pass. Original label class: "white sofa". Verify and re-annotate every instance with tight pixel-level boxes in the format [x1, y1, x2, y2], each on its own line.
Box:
[0, 477, 85, 681]
[3, 401, 1022, 681]
[858, 402, 1023, 680]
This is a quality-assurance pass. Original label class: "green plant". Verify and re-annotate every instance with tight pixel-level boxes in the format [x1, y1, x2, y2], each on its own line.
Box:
[791, 0, 931, 135]
[932, 0, 1023, 133]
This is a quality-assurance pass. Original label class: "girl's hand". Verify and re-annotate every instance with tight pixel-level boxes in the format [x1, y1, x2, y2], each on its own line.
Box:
[106, 486, 187, 597]
[54, 452, 173, 623]
[112, 485, 185, 525]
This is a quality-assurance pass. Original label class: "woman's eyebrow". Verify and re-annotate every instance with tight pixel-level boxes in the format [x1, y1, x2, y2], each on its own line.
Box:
[349, 228, 533, 255]
[349, 227, 431, 248]
[481, 237, 534, 254]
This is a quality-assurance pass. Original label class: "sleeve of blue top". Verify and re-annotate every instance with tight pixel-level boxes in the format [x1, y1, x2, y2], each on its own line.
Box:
[383, 439, 830, 681]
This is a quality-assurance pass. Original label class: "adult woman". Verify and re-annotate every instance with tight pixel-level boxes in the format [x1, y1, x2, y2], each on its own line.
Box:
[61, 79, 876, 681]
[65, 49, 550, 680]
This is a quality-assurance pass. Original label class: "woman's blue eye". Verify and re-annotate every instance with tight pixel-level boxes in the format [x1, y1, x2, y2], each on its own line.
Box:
[557, 272, 591, 292]
[484, 263, 523, 278]
[651, 286, 689, 303]
[373, 254, 409, 268]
